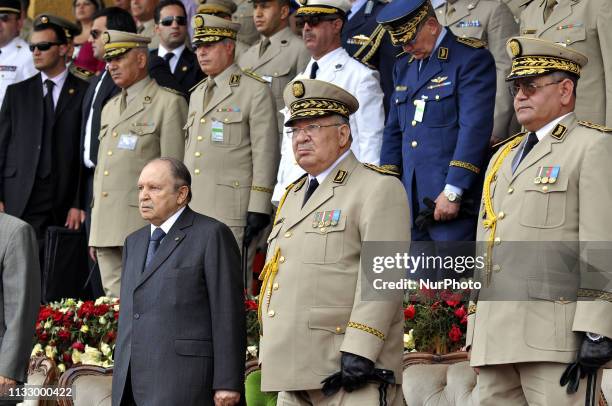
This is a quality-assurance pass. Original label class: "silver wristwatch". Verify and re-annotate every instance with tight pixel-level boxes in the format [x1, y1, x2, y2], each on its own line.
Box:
[586, 332, 604, 342]
[444, 190, 461, 203]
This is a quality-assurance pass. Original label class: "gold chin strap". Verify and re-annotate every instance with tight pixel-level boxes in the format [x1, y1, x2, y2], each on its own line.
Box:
[257, 182, 295, 335]
[481, 135, 524, 285]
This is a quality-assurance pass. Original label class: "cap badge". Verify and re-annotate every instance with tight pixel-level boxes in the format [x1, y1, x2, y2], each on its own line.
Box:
[292, 81, 305, 98]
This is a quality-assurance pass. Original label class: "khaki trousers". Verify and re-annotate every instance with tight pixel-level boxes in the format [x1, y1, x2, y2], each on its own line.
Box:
[96, 246, 123, 298]
[277, 383, 403, 406]
[478, 362, 603, 406]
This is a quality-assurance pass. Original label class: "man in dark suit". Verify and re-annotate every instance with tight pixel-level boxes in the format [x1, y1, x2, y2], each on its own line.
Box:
[151, 0, 204, 94]
[0, 16, 88, 245]
[112, 157, 245, 406]
[341, 0, 399, 114]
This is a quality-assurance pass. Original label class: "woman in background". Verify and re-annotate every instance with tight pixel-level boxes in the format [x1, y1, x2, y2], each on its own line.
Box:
[72, 0, 105, 73]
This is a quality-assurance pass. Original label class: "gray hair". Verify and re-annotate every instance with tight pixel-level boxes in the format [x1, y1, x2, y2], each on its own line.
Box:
[150, 157, 192, 203]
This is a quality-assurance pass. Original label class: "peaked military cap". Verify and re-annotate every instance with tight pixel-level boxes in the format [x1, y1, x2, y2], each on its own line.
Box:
[34, 14, 81, 40]
[505, 36, 588, 81]
[283, 79, 359, 126]
[294, 0, 351, 17]
[0, 0, 20, 14]
[197, 0, 237, 16]
[103, 30, 151, 60]
[376, 0, 433, 46]
[192, 14, 240, 44]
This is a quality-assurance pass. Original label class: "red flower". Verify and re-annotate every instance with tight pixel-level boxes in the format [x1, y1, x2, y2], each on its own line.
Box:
[38, 307, 53, 321]
[404, 305, 416, 320]
[431, 301, 440, 310]
[52, 310, 63, 322]
[58, 329, 71, 342]
[448, 324, 463, 342]
[460, 315, 467, 325]
[245, 300, 258, 311]
[38, 332, 49, 342]
[63, 352, 72, 363]
[420, 287, 435, 299]
[77, 301, 95, 318]
[71, 341, 85, 352]
[454, 306, 466, 320]
[113, 312, 119, 321]
[93, 304, 110, 317]
[445, 299, 461, 308]
[105, 330, 117, 341]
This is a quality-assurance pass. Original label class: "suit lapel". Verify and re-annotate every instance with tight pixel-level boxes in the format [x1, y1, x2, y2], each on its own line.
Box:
[538, 0, 573, 35]
[344, 5, 368, 35]
[202, 77, 233, 116]
[55, 74, 78, 118]
[137, 207, 194, 288]
[173, 50, 193, 83]
[118, 79, 153, 122]
[253, 40, 282, 69]
[412, 56, 443, 98]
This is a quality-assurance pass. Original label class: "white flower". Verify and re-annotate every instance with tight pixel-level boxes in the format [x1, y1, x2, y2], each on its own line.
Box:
[80, 325, 89, 333]
[43, 320, 52, 329]
[81, 345, 102, 365]
[404, 329, 415, 350]
[113, 304, 120, 312]
[31, 344, 43, 357]
[102, 360, 113, 368]
[64, 298, 77, 307]
[95, 297, 112, 306]
[57, 363, 66, 373]
[72, 350, 83, 364]
[100, 342, 112, 356]
[246, 345, 258, 358]
[44, 345, 57, 359]
[99, 316, 107, 325]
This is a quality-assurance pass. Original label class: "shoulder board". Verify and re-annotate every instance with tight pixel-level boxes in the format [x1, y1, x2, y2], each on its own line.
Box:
[395, 50, 409, 60]
[70, 65, 95, 81]
[363, 163, 399, 176]
[492, 132, 526, 149]
[289, 173, 308, 192]
[242, 69, 267, 83]
[578, 120, 612, 132]
[189, 77, 207, 93]
[161, 86, 185, 96]
[456, 37, 486, 48]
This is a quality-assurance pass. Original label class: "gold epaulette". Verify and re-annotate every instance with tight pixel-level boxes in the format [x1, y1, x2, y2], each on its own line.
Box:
[242, 69, 267, 84]
[578, 120, 612, 132]
[492, 131, 526, 149]
[70, 65, 95, 81]
[364, 163, 399, 176]
[161, 86, 185, 96]
[189, 77, 207, 93]
[456, 37, 486, 48]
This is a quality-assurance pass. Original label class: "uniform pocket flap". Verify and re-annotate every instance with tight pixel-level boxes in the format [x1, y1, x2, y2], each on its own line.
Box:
[130, 124, 156, 136]
[212, 111, 243, 124]
[557, 25, 586, 45]
[523, 176, 568, 193]
[308, 306, 352, 333]
[393, 91, 409, 105]
[267, 223, 283, 243]
[174, 339, 212, 357]
[527, 276, 578, 301]
[183, 113, 195, 130]
[216, 177, 249, 188]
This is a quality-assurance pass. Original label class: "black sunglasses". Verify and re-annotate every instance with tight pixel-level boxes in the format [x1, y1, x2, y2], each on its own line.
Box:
[0, 13, 17, 22]
[29, 42, 62, 52]
[295, 14, 340, 28]
[90, 29, 102, 39]
[160, 15, 187, 26]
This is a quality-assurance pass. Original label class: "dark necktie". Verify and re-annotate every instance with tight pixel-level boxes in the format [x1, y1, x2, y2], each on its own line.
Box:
[145, 228, 166, 268]
[309, 61, 319, 79]
[259, 38, 270, 57]
[418, 57, 429, 79]
[38, 79, 55, 178]
[515, 132, 539, 171]
[302, 178, 319, 207]
[164, 52, 175, 70]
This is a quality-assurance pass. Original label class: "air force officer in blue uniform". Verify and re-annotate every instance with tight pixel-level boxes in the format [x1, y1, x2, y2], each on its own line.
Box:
[378, 0, 496, 241]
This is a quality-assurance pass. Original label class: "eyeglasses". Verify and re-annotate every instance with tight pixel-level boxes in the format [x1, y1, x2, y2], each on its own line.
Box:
[509, 80, 563, 98]
[29, 42, 62, 52]
[295, 15, 339, 29]
[90, 29, 102, 39]
[0, 13, 17, 23]
[160, 16, 187, 26]
[287, 123, 345, 137]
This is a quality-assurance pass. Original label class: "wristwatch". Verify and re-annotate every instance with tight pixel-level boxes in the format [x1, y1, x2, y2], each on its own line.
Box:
[586, 332, 604, 342]
[444, 190, 461, 203]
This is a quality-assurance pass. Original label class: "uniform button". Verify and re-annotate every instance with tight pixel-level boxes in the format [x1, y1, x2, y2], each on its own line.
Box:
[233, 181, 240, 187]
[411, 120, 417, 126]
[411, 140, 418, 148]
[273, 72, 278, 76]
[492, 264, 501, 272]
[107, 150, 113, 156]
[197, 135, 203, 141]
[112, 131, 118, 137]
[103, 170, 109, 176]
[435, 95, 440, 100]
[507, 187, 514, 194]
[195, 151, 201, 157]
[268, 310, 275, 317]
[335, 326, 342, 333]
[494, 237, 501, 245]
[224, 118, 229, 123]
[134, 313, 140, 319]
[200, 118, 206, 123]
[272, 282, 279, 290]
[542, 185, 549, 192]
[284, 231, 292, 238]
[395, 98, 399, 104]
[320, 227, 327, 233]
[102, 192, 108, 197]
[498, 211, 505, 219]
[194, 169, 200, 175]
[279, 256, 286, 263]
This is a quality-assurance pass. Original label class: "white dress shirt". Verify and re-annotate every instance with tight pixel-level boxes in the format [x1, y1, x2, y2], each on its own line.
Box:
[83, 69, 108, 168]
[41, 68, 69, 108]
[150, 206, 186, 237]
[158, 43, 185, 74]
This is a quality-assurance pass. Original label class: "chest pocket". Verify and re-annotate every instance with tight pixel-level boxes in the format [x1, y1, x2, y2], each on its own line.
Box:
[210, 112, 243, 147]
[520, 177, 568, 228]
[454, 26, 485, 40]
[422, 83, 457, 127]
[555, 25, 586, 46]
[130, 124, 156, 137]
[393, 91, 410, 130]
[303, 216, 346, 264]
[271, 65, 293, 97]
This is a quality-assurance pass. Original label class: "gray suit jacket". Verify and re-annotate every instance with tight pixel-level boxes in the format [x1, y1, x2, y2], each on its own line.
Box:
[0, 213, 41, 382]
[111, 207, 246, 406]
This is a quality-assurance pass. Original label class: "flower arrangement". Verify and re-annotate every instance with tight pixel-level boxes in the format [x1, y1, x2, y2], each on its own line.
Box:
[31, 297, 119, 372]
[403, 288, 468, 354]
[245, 294, 260, 361]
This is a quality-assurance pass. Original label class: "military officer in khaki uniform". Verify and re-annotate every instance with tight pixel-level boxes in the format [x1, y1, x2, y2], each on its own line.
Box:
[436, 0, 519, 142]
[233, 0, 261, 45]
[197, 0, 251, 57]
[520, 0, 612, 126]
[467, 37, 612, 405]
[502, 0, 533, 23]
[238, 0, 310, 137]
[185, 15, 278, 251]
[89, 30, 187, 297]
[259, 79, 410, 405]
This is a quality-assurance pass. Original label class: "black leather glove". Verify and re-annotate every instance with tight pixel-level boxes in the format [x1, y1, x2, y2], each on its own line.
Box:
[415, 197, 436, 231]
[560, 333, 612, 403]
[244, 212, 270, 246]
[339, 352, 375, 392]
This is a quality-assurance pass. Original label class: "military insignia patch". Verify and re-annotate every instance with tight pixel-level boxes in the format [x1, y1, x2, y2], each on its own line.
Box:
[333, 169, 348, 183]
[551, 123, 567, 140]
[508, 39, 522, 57]
[438, 47, 449, 60]
[431, 76, 448, 84]
[293, 81, 305, 98]
[194, 15, 205, 28]
[68, 88, 75, 94]
[395, 85, 407, 91]
[312, 210, 342, 228]
[348, 34, 371, 45]
[578, 120, 612, 132]
[456, 37, 486, 48]
[229, 74, 241, 87]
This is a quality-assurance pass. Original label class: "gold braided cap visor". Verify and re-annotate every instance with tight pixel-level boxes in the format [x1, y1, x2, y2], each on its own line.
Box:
[507, 55, 581, 80]
[193, 26, 237, 43]
[0, 6, 19, 13]
[286, 98, 351, 126]
[196, 4, 232, 15]
[381, 2, 430, 46]
[295, 5, 344, 16]
[103, 42, 148, 60]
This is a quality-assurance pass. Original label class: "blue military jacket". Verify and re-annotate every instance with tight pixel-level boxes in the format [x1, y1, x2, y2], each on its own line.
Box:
[381, 31, 496, 215]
